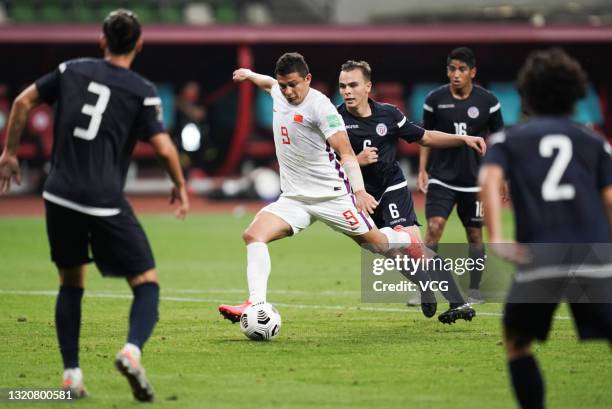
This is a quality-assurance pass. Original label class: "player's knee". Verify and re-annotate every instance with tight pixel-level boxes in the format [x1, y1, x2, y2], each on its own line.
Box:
[504, 328, 533, 360]
[128, 269, 158, 288]
[466, 228, 483, 244]
[243, 228, 264, 245]
[426, 218, 446, 243]
[59, 266, 86, 288]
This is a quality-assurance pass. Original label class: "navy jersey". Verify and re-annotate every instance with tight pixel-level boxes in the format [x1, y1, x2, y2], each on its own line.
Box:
[483, 117, 612, 243]
[35, 58, 164, 213]
[337, 99, 424, 198]
[424, 84, 503, 187]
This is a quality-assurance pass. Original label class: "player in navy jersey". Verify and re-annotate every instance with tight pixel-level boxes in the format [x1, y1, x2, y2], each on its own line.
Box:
[480, 48, 612, 409]
[338, 60, 486, 323]
[418, 47, 504, 304]
[0, 10, 188, 401]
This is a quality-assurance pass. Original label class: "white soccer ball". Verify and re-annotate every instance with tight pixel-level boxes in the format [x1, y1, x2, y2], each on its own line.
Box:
[239, 302, 282, 341]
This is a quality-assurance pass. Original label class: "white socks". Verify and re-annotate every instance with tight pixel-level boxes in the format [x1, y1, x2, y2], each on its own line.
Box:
[246, 242, 271, 304]
[121, 342, 142, 360]
[63, 367, 83, 383]
[380, 227, 412, 250]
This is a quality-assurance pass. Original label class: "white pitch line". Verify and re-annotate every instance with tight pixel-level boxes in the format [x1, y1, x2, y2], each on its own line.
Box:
[0, 289, 571, 320]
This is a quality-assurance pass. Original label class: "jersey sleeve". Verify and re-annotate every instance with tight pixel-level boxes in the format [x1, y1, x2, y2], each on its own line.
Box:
[597, 140, 612, 189]
[487, 93, 504, 133]
[135, 87, 165, 141]
[35, 63, 64, 105]
[270, 82, 282, 99]
[422, 92, 436, 130]
[482, 131, 510, 173]
[391, 106, 424, 143]
[314, 97, 346, 139]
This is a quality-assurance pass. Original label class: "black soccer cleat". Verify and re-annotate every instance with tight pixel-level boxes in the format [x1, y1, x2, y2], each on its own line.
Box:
[437, 303, 476, 325]
[420, 290, 437, 318]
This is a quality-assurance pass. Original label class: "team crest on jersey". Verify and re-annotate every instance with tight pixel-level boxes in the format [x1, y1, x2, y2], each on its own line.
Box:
[467, 106, 479, 119]
[376, 123, 388, 136]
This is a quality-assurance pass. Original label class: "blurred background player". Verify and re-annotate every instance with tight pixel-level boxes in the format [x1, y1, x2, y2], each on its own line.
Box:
[218, 52, 484, 325]
[0, 9, 189, 401]
[337, 60, 485, 322]
[480, 48, 612, 409]
[418, 47, 504, 304]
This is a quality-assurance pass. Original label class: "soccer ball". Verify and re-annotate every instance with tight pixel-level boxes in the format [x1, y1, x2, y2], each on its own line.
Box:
[240, 302, 282, 341]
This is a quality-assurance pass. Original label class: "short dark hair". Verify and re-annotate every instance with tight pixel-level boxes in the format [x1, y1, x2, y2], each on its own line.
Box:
[340, 60, 372, 81]
[447, 47, 476, 68]
[274, 52, 310, 78]
[102, 9, 141, 55]
[517, 48, 587, 116]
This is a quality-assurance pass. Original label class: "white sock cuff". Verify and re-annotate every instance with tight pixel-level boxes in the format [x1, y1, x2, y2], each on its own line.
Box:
[123, 343, 142, 359]
[247, 242, 268, 251]
[380, 227, 411, 250]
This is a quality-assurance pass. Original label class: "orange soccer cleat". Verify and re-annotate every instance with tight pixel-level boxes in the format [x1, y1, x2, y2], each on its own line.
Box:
[218, 300, 252, 323]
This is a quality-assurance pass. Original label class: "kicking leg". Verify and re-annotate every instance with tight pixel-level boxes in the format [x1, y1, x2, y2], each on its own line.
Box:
[219, 210, 294, 323]
[392, 225, 473, 324]
[354, 225, 438, 318]
[57, 265, 88, 398]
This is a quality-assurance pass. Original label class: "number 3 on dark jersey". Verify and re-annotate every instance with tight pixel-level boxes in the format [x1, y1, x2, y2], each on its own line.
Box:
[73, 81, 111, 141]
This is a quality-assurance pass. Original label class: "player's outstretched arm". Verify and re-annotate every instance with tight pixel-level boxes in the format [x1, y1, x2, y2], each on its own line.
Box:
[420, 130, 486, 155]
[149, 133, 189, 220]
[328, 130, 378, 214]
[232, 68, 276, 93]
[0, 84, 43, 193]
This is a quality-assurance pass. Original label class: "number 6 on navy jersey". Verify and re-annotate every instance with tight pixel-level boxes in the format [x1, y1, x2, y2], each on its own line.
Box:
[73, 81, 111, 141]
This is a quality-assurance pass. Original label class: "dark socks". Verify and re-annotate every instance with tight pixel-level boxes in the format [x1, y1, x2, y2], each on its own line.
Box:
[398, 267, 433, 293]
[127, 282, 160, 350]
[469, 245, 486, 290]
[426, 243, 466, 307]
[509, 355, 545, 409]
[55, 286, 84, 369]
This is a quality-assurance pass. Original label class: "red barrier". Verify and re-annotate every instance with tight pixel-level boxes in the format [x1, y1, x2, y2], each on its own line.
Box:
[215, 44, 254, 176]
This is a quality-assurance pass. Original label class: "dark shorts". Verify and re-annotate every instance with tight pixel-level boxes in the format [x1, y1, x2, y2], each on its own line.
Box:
[44, 199, 155, 277]
[372, 185, 419, 228]
[425, 182, 483, 228]
[504, 278, 612, 341]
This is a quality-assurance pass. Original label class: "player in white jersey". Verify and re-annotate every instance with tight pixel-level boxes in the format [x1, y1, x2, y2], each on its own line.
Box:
[218, 53, 486, 323]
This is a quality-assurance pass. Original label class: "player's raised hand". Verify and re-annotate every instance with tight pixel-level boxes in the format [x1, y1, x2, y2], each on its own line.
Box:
[170, 185, 190, 220]
[232, 68, 254, 83]
[464, 136, 487, 156]
[417, 170, 429, 194]
[354, 190, 378, 214]
[490, 241, 532, 265]
[0, 152, 21, 194]
[357, 147, 378, 166]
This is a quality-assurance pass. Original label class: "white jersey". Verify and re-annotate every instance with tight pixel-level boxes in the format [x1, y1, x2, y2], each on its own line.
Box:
[270, 83, 349, 200]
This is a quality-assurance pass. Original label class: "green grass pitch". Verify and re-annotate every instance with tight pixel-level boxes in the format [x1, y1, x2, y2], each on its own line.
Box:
[0, 209, 610, 408]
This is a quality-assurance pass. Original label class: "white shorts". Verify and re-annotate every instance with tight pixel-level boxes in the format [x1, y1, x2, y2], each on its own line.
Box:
[260, 194, 375, 236]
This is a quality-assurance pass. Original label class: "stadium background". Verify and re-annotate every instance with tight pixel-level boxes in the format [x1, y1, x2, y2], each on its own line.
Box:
[1, 1, 612, 408]
[0, 0, 611, 200]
